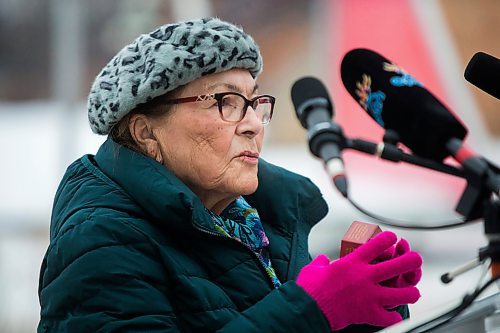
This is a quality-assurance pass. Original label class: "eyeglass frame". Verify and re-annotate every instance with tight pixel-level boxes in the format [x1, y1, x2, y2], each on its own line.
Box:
[162, 92, 276, 125]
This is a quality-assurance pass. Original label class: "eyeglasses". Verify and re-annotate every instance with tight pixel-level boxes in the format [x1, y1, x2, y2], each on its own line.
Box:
[164, 92, 275, 125]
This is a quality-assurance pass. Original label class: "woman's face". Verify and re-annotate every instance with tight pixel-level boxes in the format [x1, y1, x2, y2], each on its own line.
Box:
[152, 69, 265, 212]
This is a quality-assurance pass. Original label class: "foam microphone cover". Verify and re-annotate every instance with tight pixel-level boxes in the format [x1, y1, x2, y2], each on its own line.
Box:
[291, 77, 333, 128]
[341, 48, 467, 162]
[464, 52, 500, 100]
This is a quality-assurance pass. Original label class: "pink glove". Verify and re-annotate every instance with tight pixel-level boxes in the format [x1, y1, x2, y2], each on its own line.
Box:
[296, 231, 421, 331]
[382, 238, 422, 288]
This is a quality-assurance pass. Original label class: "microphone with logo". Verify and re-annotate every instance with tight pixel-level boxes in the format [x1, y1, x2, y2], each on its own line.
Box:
[340, 48, 500, 281]
[340, 48, 499, 214]
[291, 77, 348, 197]
[340, 48, 468, 163]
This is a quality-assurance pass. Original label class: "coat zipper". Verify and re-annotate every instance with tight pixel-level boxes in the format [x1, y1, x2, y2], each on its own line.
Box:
[192, 222, 277, 288]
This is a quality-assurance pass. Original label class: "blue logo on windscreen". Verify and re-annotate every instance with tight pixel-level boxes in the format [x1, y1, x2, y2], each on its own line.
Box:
[390, 73, 423, 87]
[366, 91, 386, 127]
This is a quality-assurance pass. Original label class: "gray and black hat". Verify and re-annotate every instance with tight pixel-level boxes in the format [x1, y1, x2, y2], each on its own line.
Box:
[88, 17, 263, 135]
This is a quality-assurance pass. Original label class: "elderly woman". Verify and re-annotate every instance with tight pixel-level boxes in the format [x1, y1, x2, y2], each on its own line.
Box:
[38, 18, 422, 333]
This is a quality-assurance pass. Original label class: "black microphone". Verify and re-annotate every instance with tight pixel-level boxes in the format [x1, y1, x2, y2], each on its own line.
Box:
[340, 48, 468, 162]
[291, 77, 348, 197]
[464, 52, 500, 100]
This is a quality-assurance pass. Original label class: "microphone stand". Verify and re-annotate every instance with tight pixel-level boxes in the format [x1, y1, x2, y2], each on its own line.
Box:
[323, 127, 500, 331]
[453, 152, 500, 279]
[310, 119, 500, 261]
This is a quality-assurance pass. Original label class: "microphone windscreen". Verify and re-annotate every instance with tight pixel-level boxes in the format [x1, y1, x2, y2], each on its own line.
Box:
[291, 77, 333, 127]
[341, 48, 467, 162]
[464, 52, 500, 99]
[291, 77, 331, 109]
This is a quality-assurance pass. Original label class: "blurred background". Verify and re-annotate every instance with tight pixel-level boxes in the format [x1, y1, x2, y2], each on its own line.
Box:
[1, 0, 499, 331]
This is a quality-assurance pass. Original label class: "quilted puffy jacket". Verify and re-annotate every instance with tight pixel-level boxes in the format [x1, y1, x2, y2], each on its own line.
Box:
[38, 138, 407, 332]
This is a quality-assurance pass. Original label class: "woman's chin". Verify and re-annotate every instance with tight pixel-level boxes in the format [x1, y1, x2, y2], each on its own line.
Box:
[234, 178, 259, 196]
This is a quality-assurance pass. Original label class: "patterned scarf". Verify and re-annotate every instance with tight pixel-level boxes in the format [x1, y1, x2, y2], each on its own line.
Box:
[207, 196, 282, 288]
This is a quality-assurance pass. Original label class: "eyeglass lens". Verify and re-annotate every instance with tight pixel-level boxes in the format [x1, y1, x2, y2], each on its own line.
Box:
[219, 94, 273, 124]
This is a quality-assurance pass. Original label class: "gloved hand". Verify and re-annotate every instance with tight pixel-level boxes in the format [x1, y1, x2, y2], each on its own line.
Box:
[296, 231, 422, 331]
[381, 238, 422, 288]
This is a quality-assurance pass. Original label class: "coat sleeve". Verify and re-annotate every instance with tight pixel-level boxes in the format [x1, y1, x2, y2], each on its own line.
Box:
[217, 281, 331, 332]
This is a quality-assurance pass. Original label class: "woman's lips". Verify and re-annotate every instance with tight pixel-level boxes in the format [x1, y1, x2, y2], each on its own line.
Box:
[237, 151, 259, 164]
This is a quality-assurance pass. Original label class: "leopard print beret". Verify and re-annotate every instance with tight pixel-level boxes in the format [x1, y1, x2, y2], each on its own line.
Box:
[87, 17, 263, 135]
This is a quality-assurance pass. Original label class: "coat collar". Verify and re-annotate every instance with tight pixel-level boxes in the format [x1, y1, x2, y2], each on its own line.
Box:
[94, 138, 215, 233]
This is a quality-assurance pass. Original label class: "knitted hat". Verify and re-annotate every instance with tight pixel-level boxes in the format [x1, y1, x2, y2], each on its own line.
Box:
[87, 17, 263, 135]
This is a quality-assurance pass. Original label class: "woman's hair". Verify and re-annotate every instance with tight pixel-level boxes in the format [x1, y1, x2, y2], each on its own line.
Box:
[109, 87, 182, 154]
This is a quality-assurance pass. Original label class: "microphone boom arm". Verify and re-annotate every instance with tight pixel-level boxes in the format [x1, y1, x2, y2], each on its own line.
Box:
[345, 137, 466, 179]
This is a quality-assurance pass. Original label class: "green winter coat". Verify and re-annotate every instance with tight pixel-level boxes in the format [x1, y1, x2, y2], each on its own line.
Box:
[38, 138, 407, 332]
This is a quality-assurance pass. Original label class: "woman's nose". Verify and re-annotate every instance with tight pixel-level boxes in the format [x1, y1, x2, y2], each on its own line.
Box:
[237, 105, 263, 137]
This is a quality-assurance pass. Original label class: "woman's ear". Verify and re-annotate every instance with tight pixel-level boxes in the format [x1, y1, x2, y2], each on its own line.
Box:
[128, 114, 158, 159]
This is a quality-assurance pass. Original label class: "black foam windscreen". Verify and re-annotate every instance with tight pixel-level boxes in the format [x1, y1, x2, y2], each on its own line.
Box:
[464, 52, 500, 100]
[291, 77, 332, 110]
[340, 48, 467, 162]
[291, 77, 333, 128]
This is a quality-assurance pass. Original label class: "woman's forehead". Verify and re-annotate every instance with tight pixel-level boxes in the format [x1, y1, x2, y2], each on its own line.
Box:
[205, 82, 259, 95]
[187, 69, 257, 94]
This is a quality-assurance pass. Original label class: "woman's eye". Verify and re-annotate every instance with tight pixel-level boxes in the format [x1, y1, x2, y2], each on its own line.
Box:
[221, 97, 238, 108]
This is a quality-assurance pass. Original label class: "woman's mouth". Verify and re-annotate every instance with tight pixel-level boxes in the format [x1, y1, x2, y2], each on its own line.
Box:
[237, 151, 259, 164]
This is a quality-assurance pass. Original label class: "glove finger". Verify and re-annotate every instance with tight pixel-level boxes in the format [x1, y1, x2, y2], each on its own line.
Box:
[381, 275, 398, 287]
[353, 231, 397, 262]
[374, 245, 395, 263]
[371, 251, 423, 282]
[369, 308, 403, 328]
[402, 266, 422, 286]
[395, 238, 410, 257]
[379, 286, 421, 307]
[309, 254, 330, 266]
